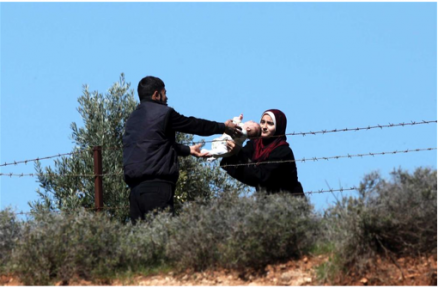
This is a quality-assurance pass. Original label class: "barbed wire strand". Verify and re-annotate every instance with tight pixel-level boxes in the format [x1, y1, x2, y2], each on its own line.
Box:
[2, 147, 435, 178]
[2, 120, 436, 166]
[186, 119, 438, 146]
[220, 147, 437, 168]
[0, 148, 92, 168]
[104, 119, 438, 149]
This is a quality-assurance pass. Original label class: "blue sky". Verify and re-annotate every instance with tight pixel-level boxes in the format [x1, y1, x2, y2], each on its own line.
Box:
[1, 2, 437, 216]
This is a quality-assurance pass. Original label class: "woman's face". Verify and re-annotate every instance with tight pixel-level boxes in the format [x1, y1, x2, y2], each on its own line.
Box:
[260, 114, 276, 138]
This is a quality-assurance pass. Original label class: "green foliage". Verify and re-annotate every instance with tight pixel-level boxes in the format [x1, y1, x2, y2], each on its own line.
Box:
[2, 167, 436, 285]
[314, 254, 343, 284]
[165, 193, 320, 271]
[31, 75, 136, 222]
[321, 167, 437, 279]
[29, 74, 248, 221]
[6, 193, 318, 284]
[0, 208, 21, 273]
[10, 210, 171, 285]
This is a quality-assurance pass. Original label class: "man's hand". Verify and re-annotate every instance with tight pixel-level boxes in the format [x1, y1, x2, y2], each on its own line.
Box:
[224, 119, 243, 138]
[190, 143, 209, 157]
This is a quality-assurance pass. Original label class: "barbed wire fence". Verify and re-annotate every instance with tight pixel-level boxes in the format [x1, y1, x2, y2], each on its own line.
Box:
[2, 148, 436, 177]
[2, 119, 436, 216]
[2, 119, 436, 167]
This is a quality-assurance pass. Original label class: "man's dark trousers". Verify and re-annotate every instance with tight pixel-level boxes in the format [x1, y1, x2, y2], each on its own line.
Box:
[129, 180, 175, 224]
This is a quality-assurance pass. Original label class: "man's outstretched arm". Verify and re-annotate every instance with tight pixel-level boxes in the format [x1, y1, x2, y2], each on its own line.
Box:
[170, 109, 242, 137]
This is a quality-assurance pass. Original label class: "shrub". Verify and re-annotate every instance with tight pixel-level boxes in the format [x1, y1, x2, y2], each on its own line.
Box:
[6, 166, 436, 285]
[10, 209, 168, 285]
[119, 212, 172, 269]
[165, 192, 321, 271]
[10, 193, 320, 283]
[0, 208, 22, 273]
[322, 167, 437, 276]
[12, 210, 116, 284]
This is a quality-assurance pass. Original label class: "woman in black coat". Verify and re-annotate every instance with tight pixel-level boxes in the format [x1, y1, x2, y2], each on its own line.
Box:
[220, 109, 304, 195]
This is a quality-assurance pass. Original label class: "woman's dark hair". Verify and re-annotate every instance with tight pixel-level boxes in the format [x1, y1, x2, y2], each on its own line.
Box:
[137, 76, 165, 101]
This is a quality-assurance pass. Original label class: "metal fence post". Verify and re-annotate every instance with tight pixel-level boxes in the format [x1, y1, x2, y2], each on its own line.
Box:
[93, 146, 103, 212]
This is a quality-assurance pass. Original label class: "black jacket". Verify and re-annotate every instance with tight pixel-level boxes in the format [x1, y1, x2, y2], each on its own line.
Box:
[123, 99, 225, 187]
[220, 140, 303, 195]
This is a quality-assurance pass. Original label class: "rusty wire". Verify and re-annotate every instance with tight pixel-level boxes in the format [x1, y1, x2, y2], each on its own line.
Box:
[12, 187, 358, 216]
[0, 171, 122, 178]
[14, 205, 130, 216]
[2, 147, 436, 178]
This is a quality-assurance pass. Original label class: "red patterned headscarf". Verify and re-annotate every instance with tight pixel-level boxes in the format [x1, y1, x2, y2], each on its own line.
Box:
[252, 109, 289, 162]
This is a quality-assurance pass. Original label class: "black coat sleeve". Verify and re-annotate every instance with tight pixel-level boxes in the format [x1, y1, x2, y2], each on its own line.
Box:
[220, 141, 255, 182]
[174, 143, 190, 156]
[221, 141, 298, 188]
[169, 109, 225, 136]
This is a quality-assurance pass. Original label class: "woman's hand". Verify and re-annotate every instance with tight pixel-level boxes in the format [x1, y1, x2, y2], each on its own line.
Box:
[225, 140, 239, 154]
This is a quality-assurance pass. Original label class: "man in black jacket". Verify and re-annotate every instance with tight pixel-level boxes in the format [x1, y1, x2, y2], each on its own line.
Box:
[123, 76, 241, 224]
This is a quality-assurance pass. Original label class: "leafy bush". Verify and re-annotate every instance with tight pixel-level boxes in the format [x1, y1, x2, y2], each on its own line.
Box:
[9, 167, 434, 285]
[0, 208, 22, 273]
[10, 209, 169, 285]
[322, 167, 437, 276]
[165, 192, 321, 270]
[8, 192, 319, 284]
[119, 212, 172, 270]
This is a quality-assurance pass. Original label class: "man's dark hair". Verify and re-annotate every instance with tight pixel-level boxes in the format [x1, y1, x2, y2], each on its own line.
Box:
[137, 76, 165, 101]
